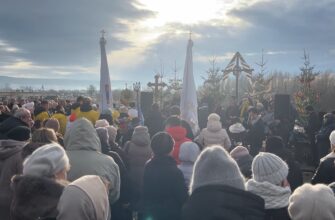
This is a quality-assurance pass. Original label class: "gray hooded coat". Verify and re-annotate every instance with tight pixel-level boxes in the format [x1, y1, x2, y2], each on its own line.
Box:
[64, 118, 120, 204]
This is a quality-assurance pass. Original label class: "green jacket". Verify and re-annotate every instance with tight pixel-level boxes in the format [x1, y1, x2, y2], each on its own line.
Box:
[64, 118, 120, 204]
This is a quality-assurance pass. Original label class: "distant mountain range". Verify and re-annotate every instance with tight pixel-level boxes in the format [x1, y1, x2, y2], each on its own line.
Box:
[0, 75, 126, 90]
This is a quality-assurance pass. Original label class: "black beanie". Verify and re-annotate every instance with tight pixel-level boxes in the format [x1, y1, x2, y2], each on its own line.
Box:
[151, 132, 175, 156]
[265, 136, 284, 154]
[7, 126, 31, 141]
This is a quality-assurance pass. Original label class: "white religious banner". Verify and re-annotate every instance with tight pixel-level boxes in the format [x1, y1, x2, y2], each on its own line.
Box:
[99, 31, 113, 112]
[180, 37, 199, 135]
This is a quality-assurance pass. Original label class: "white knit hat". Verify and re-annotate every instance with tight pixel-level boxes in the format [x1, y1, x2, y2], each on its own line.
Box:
[190, 145, 245, 193]
[95, 119, 109, 128]
[23, 102, 34, 112]
[23, 143, 70, 177]
[252, 152, 288, 185]
[330, 130, 335, 146]
[288, 183, 335, 220]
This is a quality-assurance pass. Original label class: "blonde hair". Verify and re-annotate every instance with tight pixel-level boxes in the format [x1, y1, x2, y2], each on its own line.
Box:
[32, 128, 58, 144]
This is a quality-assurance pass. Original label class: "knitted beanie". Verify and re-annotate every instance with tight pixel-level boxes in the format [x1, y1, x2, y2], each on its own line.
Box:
[7, 126, 31, 141]
[288, 183, 335, 220]
[95, 119, 109, 128]
[252, 152, 288, 185]
[330, 130, 335, 146]
[23, 143, 69, 177]
[151, 132, 174, 156]
[230, 146, 250, 160]
[106, 126, 117, 143]
[45, 118, 60, 133]
[190, 145, 245, 193]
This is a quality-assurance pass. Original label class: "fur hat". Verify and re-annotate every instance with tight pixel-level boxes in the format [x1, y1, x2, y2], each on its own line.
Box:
[230, 146, 250, 160]
[45, 118, 60, 133]
[151, 132, 174, 156]
[208, 113, 220, 121]
[7, 126, 31, 141]
[190, 145, 245, 193]
[95, 119, 109, 128]
[133, 126, 148, 134]
[288, 183, 335, 220]
[23, 143, 69, 177]
[330, 130, 335, 146]
[252, 152, 288, 185]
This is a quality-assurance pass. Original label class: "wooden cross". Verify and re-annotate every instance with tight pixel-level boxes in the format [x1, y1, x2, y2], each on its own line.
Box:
[147, 74, 167, 103]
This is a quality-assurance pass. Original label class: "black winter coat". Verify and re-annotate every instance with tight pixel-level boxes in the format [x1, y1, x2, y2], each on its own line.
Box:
[311, 157, 335, 185]
[265, 208, 291, 220]
[141, 155, 188, 220]
[0, 117, 29, 139]
[247, 118, 265, 156]
[145, 111, 165, 137]
[182, 185, 265, 220]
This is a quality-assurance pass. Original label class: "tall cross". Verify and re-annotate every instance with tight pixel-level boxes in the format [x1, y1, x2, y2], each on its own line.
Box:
[147, 74, 167, 104]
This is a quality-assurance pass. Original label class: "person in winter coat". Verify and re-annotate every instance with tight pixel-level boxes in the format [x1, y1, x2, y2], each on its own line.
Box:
[51, 105, 67, 136]
[71, 96, 84, 117]
[34, 100, 50, 128]
[195, 113, 231, 150]
[124, 126, 152, 210]
[305, 105, 321, 165]
[178, 141, 200, 186]
[76, 97, 99, 125]
[45, 118, 64, 147]
[141, 132, 188, 220]
[165, 116, 191, 164]
[316, 113, 335, 160]
[288, 183, 335, 220]
[64, 118, 120, 204]
[311, 130, 335, 184]
[11, 143, 70, 220]
[57, 175, 110, 220]
[228, 117, 247, 147]
[265, 136, 303, 192]
[230, 145, 253, 179]
[0, 108, 33, 139]
[145, 103, 165, 137]
[0, 126, 30, 220]
[107, 125, 128, 167]
[246, 107, 265, 156]
[246, 152, 291, 220]
[96, 126, 132, 220]
[182, 146, 265, 220]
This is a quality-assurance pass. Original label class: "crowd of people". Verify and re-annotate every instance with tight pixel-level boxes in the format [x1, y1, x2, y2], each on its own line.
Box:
[0, 95, 335, 220]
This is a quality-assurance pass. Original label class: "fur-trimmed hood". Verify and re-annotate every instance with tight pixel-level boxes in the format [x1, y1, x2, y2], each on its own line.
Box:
[11, 175, 67, 220]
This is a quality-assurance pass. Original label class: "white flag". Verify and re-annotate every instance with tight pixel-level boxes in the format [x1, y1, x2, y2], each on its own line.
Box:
[180, 38, 199, 135]
[99, 36, 113, 112]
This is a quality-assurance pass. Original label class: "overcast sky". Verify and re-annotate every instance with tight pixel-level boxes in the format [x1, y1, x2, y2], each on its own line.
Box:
[0, 0, 334, 89]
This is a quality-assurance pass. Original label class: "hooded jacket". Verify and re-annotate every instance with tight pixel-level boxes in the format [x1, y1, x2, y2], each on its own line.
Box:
[34, 106, 50, 124]
[196, 114, 231, 150]
[124, 126, 152, 203]
[11, 175, 66, 220]
[57, 175, 109, 220]
[52, 113, 67, 136]
[0, 140, 26, 220]
[178, 142, 200, 186]
[166, 126, 191, 164]
[64, 118, 120, 204]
